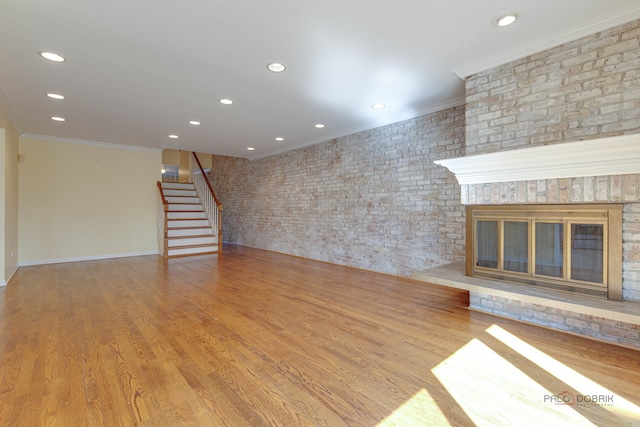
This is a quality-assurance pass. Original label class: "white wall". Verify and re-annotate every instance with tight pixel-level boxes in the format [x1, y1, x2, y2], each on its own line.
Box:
[18, 136, 162, 264]
[0, 107, 19, 285]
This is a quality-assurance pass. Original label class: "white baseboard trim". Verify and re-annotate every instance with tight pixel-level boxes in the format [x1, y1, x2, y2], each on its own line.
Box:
[1, 264, 19, 286]
[19, 251, 160, 267]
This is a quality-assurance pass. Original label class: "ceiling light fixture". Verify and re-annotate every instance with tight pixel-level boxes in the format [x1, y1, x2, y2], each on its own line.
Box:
[371, 103, 386, 109]
[189, 120, 201, 125]
[315, 124, 325, 128]
[275, 137, 284, 142]
[267, 62, 286, 73]
[46, 93, 65, 100]
[219, 98, 233, 105]
[168, 134, 179, 139]
[51, 116, 65, 121]
[247, 147, 255, 151]
[495, 13, 519, 27]
[39, 51, 66, 62]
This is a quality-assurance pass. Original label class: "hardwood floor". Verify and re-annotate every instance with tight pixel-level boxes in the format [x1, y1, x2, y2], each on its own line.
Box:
[2, 245, 639, 426]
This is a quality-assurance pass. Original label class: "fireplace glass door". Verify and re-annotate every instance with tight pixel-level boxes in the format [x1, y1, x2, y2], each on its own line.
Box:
[570, 223, 604, 284]
[534, 222, 564, 278]
[467, 204, 622, 300]
[504, 221, 528, 273]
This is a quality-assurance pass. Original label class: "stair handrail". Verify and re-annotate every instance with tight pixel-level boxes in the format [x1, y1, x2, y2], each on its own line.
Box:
[156, 181, 169, 259]
[192, 153, 221, 206]
[190, 153, 223, 252]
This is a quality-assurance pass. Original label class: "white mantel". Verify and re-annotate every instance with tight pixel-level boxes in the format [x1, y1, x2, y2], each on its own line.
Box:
[435, 134, 640, 185]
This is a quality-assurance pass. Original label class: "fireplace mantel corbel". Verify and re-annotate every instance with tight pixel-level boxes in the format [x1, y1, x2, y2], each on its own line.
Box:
[434, 134, 640, 185]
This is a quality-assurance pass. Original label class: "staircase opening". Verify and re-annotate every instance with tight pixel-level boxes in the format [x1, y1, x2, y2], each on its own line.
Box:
[157, 152, 222, 258]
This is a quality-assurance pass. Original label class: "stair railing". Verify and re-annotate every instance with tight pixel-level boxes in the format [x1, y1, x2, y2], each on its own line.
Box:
[156, 181, 169, 259]
[190, 152, 223, 252]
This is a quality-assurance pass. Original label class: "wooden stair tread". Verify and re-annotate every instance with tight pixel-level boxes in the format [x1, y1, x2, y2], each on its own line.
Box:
[167, 202, 202, 205]
[168, 226, 212, 230]
[167, 217, 208, 221]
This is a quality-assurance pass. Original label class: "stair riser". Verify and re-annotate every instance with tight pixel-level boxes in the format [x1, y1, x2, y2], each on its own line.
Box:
[167, 219, 209, 227]
[168, 246, 218, 257]
[166, 211, 206, 219]
[162, 183, 194, 190]
[168, 204, 202, 211]
[168, 228, 213, 237]
[168, 237, 216, 247]
[166, 197, 201, 204]
[163, 189, 197, 197]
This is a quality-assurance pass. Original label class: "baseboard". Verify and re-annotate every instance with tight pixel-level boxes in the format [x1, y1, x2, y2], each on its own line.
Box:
[19, 251, 159, 267]
[1, 263, 19, 286]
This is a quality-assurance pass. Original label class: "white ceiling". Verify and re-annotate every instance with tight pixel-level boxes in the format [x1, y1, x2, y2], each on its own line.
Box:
[1, 0, 640, 160]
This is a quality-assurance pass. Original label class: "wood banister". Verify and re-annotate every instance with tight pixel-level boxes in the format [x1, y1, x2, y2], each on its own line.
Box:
[192, 154, 221, 207]
[191, 153, 223, 253]
[156, 181, 169, 208]
[156, 181, 169, 259]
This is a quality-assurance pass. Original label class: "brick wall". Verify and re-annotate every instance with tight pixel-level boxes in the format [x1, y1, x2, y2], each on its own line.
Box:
[208, 106, 466, 277]
[466, 19, 640, 155]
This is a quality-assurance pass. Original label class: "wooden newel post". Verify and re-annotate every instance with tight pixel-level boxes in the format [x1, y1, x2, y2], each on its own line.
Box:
[218, 204, 223, 253]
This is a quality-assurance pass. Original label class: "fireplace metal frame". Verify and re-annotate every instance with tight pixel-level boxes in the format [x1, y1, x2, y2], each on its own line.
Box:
[466, 204, 623, 300]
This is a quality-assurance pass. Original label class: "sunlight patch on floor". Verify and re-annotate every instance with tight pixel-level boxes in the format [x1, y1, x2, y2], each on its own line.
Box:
[432, 338, 595, 427]
[377, 388, 451, 427]
[486, 324, 640, 423]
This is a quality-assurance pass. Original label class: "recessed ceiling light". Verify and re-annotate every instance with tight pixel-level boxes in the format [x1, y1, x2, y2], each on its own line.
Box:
[371, 103, 386, 109]
[39, 51, 66, 62]
[247, 147, 255, 151]
[219, 98, 233, 105]
[315, 124, 325, 128]
[275, 137, 284, 142]
[267, 62, 286, 73]
[168, 134, 179, 139]
[46, 93, 65, 100]
[189, 120, 201, 125]
[495, 13, 519, 27]
[51, 116, 65, 121]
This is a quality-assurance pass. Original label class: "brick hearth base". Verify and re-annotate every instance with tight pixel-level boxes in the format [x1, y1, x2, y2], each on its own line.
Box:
[412, 263, 640, 350]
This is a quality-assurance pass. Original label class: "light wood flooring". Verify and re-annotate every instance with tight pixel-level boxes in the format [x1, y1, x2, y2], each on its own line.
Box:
[1, 245, 639, 426]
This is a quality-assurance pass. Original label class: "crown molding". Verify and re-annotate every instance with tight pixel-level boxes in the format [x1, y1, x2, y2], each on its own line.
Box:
[0, 86, 23, 135]
[453, 5, 640, 78]
[434, 134, 640, 185]
[21, 133, 162, 152]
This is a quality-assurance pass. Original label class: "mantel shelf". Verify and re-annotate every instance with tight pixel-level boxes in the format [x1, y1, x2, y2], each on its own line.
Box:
[434, 134, 640, 185]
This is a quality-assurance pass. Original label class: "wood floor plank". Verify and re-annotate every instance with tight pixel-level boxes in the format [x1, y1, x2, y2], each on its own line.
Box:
[1, 244, 639, 426]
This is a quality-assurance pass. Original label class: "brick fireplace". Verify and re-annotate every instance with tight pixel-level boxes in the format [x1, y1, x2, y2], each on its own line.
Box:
[419, 133, 640, 349]
[415, 19, 640, 348]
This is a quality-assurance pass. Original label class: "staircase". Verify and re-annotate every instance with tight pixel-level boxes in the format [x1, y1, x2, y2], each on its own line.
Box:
[161, 182, 218, 257]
